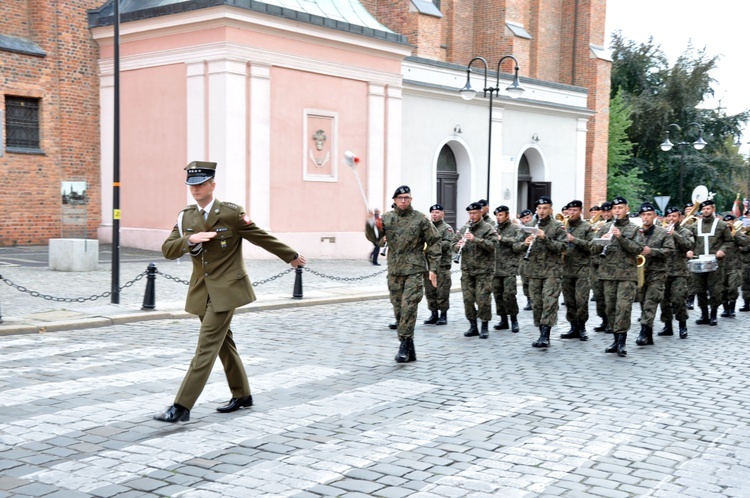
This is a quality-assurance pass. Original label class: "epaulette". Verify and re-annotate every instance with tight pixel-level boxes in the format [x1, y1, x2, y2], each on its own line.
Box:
[221, 201, 241, 211]
[182, 204, 197, 212]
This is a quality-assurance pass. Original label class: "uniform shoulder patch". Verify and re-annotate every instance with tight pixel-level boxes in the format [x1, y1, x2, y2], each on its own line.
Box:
[182, 204, 197, 212]
[221, 201, 242, 212]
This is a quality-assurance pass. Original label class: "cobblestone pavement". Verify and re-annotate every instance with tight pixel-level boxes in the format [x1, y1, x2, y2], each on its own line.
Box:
[1, 295, 749, 497]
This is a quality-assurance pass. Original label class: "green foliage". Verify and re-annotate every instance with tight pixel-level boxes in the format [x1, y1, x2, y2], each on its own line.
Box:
[607, 89, 646, 203]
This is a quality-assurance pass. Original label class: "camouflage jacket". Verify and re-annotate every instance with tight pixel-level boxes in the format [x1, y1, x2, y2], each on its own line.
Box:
[451, 219, 496, 275]
[563, 217, 594, 276]
[640, 225, 674, 275]
[482, 214, 497, 230]
[365, 205, 440, 276]
[524, 216, 567, 278]
[666, 224, 695, 277]
[723, 230, 750, 267]
[495, 220, 525, 276]
[596, 217, 645, 282]
[689, 217, 732, 258]
[432, 219, 455, 269]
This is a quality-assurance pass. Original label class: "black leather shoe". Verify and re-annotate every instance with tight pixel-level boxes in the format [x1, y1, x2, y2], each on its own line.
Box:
[388, 321, 398, 330]
[153, 404, 190, 423]
[216, 395, 253, 413]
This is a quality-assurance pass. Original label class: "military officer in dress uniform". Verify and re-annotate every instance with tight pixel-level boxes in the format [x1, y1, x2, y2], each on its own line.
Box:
[423, 204, 454, 326]
[492, 205, 525, 333]
[154, 161, 306, 423]
[560, 200, 595, 341]
[658, 206, 695, 339]
[366, 186, 441, 362]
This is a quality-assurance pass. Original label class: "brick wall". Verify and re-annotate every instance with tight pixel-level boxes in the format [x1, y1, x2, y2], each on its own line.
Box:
[0, 0, 101, 246]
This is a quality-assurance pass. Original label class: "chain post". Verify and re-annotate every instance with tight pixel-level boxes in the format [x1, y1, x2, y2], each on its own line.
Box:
[141, 263, 157, 310]
[292, 266, 303, 299]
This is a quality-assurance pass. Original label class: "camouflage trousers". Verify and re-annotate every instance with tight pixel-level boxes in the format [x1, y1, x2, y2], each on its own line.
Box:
[562, 269, 590, 324]
[492, 275, 518, 316]
[692, 267, 724, 310]
[660, 275, 689, 323]
[722, 268, 741, 303]
[602, 280, 637, 334]
[529, 276, 561, 327]
[388, 273, 424, 340]
[521, 274, 530, 298]
[460, 273, 493, 321]
[591, 268, 606, 319]
[637, 272, 666, 327]
[742, 266, 750, 301]
[424, 268, 452, 312]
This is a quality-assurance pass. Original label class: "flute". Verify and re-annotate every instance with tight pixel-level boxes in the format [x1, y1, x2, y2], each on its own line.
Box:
[452, 221, 474, 264]
[523, 221, 541, 261]
[600, 215, 618, 257]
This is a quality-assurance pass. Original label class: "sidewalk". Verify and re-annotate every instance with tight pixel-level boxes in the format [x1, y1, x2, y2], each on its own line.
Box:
[0, 245, 409, 335]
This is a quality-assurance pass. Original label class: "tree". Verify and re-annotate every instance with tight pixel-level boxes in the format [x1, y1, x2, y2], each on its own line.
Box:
[607, 90, 646, 204]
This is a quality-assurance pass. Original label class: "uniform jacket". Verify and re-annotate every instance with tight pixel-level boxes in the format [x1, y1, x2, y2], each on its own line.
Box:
[667, 224, 695, 277]
[162, 199, 298, 315]
[482, 214, 497, 229]
[563, 217, 594, 277]
[640, 224, 674, 276]
[432, 219, 455, 269]
[494, 220, 525, 276]
[724, 230, 750, 267]
[365, 205, 441, 275]
[689, 217, 732, 257]
[451, 219, 496, 275]
[596, 217, 645, 282]
[524, 216, 567, 278]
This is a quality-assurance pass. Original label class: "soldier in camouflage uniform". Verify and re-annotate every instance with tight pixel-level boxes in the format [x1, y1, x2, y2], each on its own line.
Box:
[686, 199, 733, 326]
[598, 196, 645, 357]
[592, 201, 613, 333]
[492, 205, 525, 333]
[634, 203, 674, 346]
[518, 209, 533, 311]
[719, 214, 750, 318]
[658, 206, 695, 339]
[684, 201, 697, 310]
[452, 202, 497, 339]
[740, 210, 750, 312]
[365, 186, 440, 363]
[560, 200, 595, 341]
[523, 196, 568, 348]
[423, 204, 454, 326]
[478, 199, 497, 229]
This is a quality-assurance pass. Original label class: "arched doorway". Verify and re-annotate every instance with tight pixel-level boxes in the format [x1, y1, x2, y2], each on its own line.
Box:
[436, 144, 459, 228]
[516, 149, 550, 214]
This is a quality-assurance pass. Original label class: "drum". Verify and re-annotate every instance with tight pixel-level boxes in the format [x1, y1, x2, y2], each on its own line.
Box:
[688, 257, 719, 273]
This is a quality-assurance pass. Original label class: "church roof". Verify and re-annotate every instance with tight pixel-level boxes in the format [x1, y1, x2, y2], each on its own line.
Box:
[88, 0, 406, 44]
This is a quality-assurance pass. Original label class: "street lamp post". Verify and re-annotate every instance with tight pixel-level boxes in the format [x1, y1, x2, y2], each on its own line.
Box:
[659, 122, 706, 206]
[459, 55, 524, 203]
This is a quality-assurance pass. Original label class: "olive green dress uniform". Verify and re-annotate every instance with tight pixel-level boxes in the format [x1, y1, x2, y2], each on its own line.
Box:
[492, 219, 525, 325]
[561, 216, 595, 337]
[689, 216, 732, 322]
[659, 221, 694, 337]
[598, 214, 645, 355]
[635, 224, 674, 345]
[452, 219, 497, 325]
[424, 219, 454, 315]
[162, 200, 299, 410]
[365, 205, 441, 341]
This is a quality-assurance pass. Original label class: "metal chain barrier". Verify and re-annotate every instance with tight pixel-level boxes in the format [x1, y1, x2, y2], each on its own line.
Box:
[154, 267, 295, 287]
[302, 267, 387, 281]
[0, 271, 147, 303]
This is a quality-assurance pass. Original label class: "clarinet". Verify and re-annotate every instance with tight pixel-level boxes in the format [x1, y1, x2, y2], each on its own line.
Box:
[523, 221, 542, 261]
[600, 215, 618, 257]
[452, 221, 474, 264]
[380, 242, 388, 256]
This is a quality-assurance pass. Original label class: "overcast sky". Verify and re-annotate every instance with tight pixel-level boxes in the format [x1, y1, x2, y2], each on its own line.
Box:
[605, 0, 749, 128]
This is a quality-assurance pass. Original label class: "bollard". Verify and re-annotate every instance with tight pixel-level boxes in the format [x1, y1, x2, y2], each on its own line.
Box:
[292, 266, 303, 299]
[141, 263, 157, 310]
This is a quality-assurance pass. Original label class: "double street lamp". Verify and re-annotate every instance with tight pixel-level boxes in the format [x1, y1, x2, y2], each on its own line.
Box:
[659, 122, 706, 206]
[459, 55, 524, 203]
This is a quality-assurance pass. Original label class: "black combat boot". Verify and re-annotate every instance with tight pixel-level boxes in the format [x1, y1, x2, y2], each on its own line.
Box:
[510, 315, 520, 333]
[540, 326, 551, 347]
[464, 319, 479, 337]
[657, 322, 673, 336]
[720, 302, 731, 318]
[696, 307, 710, 325]
[635, 325, 649, 346]
[436, 311, 447, 325]
[617, 333, 628, 357]
[728, 300, 736, 317]
[494, 315, 509, 330]
[678, 321, 688, 339]
[578, 320, 589, 341]
[593, 318, 608, 332]
[523, 299, 532, 311]
[646, 325, 654, 345]
[424, 311, 439, 325]
[395, 338, 409, 363]
[532, 327, 545, 348]
[686, 295, 695, 310]
[560, 321, 580, 339]
[709, 307, 718, 326]
[479, 321, 489, 339]
[605, 334, 619, 353]
[389, 314, 400, 330]
[740, 300, 750, 312]
[407, 338, 416, 362]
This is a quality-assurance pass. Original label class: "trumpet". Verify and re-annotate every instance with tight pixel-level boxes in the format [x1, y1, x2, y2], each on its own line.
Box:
[523, 220, 542, 261]
[600, 215, 618, 258]
[452, 221, 474, 264]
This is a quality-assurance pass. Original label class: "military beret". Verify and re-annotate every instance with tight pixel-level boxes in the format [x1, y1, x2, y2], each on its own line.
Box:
[568, 200, 583, 209]
[493, 205, 509, 215]
[612, 196, 628, 206]
[700, 199, 715, 208]
[520, 209, 533, 217]
[639, 202, 656, 214]
[392, 185, 411, 198]
[562, 204, 570, 210]
[724, 214, 736, 221]
[477, 199, 489, 207]
[429, 204, 444, 212]
[185, 161, 217, 185]
[466, 202, 483, 211]
[665, 206, 681, 215]
[589, 205, 602, 212]
[536, 195, 552, 206]
[601, 201, 613, 211]
[684, 201, 694, 208]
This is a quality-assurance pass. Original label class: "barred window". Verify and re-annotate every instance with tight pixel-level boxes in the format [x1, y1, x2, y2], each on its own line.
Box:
[5, 96, 41, 151]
